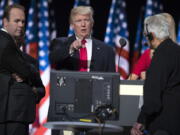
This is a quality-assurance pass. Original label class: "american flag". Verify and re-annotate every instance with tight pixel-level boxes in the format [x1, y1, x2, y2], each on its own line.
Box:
[25, 0, 40, 134]
[104, 0, 129, 80]
[26, 0, 51, 134]
[25, 0, 38, 59]
[0, 0, 7, 27]
[141, 0, 163, 53]
[36, 0, 51, 134]
[68, 0, 90, 36]
[177, 21, 180, 45]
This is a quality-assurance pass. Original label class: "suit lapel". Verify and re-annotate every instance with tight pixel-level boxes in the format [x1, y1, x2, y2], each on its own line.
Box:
[0, 30, 27, 61]
[0, 30, 18, 49]
[90, 39, 101, 71]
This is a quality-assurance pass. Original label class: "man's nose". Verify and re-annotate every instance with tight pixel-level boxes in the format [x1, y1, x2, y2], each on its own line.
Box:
[81, 20, 86, 26]
[18, 21, 24, 27]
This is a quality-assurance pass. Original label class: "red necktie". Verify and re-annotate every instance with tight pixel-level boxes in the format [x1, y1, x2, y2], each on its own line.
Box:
[79, 39, 88, 71]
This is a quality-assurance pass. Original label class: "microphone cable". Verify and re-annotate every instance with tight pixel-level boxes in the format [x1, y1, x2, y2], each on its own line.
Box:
[117, 37, 127, 77]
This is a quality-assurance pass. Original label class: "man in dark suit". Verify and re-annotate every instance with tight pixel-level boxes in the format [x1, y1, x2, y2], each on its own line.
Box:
[0, 4, 45, 135]
[131, 14, 180, 135]
[49, 6, 116, 135]
[49, 6, 115, 72]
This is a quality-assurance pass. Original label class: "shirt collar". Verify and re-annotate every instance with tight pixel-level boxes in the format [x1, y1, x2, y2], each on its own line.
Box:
[75, 34, 92, 40]
[1, 28, 8, 33]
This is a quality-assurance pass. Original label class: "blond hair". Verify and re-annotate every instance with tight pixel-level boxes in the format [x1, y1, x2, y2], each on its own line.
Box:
[70, 6, 94, 24]
[159, 13, 176, 42]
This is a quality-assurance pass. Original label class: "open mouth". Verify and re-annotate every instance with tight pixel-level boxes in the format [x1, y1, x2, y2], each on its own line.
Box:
[81, 29, 87, 33]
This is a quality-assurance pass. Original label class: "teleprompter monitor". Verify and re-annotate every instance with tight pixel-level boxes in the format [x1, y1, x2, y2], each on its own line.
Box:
[47, 70, 120, 123]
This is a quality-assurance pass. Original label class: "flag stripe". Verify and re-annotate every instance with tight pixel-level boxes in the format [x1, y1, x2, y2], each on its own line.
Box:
[33, 118, 48, 135]
[116, 48, 129, 60]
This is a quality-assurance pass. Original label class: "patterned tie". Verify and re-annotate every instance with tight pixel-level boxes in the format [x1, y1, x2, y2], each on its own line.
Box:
[79, 39, 88, 71]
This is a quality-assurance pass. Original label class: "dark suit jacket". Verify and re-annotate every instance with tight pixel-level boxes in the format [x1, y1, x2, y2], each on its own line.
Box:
[49, 35, 116, 72]
[137, 39, 180, 135]
[0, 30, 45, 123]
[7, 53, 45, 123]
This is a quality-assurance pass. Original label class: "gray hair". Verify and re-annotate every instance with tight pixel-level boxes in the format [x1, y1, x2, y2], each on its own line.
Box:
[158, 13, 176, 42]
[144, 14, 170, 40]
[70, 6, 94, 24]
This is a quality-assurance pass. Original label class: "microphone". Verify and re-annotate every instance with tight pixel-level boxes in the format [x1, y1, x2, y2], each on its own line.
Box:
[119, 37, 127, 48]
[117, 37, 127, 78]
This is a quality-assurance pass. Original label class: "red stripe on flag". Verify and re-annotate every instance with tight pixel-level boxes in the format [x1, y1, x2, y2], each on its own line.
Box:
[33, 118, 48, 135]
[28, 42, 38, 59]
[116, 66, 129, 79]
[116, 48, 129, 60]
[32, 104, 40, 127]
[30, 83, 50, 135]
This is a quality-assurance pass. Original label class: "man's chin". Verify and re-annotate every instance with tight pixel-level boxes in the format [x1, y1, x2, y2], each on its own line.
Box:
[14, 35, 23, 40]
[15, 34, 22, 38]
[80, 34, 89, 39]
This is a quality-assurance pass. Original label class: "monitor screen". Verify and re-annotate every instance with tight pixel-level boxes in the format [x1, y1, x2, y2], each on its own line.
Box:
[48, 70, 120, 123]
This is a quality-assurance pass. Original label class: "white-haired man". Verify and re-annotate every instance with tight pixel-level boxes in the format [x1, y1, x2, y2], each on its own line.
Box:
[131, 14, 180, 135]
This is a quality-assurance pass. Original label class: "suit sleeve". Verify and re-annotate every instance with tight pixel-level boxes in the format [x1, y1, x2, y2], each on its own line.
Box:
[22, 53, 45, 103]
[106, 46, 116, 72]
[32, 69, 45, 103]
[137, 51, 173, 125]
[1, 40, 38, 85]
[49, 38, 70, 65]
